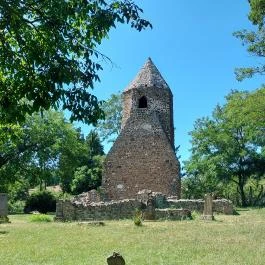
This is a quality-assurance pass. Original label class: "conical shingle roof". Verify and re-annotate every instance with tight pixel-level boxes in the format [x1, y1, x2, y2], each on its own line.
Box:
[125, 58, 170, 92]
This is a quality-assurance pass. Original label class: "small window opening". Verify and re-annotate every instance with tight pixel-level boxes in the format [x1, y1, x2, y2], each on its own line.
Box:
[138, 96, 147, 108]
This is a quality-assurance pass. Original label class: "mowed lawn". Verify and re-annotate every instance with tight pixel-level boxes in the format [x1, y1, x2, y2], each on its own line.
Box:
[0, 209, 265, 265]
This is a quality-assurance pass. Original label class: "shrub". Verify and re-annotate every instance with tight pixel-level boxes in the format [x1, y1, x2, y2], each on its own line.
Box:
[8, 180, 29, 202]
[191, 211, 200, 220]
[25, 191, 56, 214]
[133, 209, 143, 226]
[55, 192, 73, 201]
[0, 216, 10, 224]
[71, 155, 104, 195]
[8, 200, 25, 214]
[29, 214, 52, 222]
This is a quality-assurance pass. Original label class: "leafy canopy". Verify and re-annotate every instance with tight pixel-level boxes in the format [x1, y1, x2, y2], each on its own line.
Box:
[184, 88, 265, 206]
[0, 110, 106, 194]
[0, 0, 151, 124]
[234, 0, 265, 80]
[96, 92, 122, 143]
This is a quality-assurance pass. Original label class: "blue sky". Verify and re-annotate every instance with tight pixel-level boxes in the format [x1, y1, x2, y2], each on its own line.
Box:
[78, 0, 263, 163]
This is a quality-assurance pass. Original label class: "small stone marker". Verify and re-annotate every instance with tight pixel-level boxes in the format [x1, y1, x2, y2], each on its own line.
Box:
[202, 194, 214, 220]
[143, 198, 156, 220]
[0, 193, 8, 216]
[107, 252, 125, 265]
[0, 193, 9, 223]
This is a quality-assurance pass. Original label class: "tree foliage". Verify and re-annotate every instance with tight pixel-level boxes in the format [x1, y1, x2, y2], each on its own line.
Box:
[96, 93, 122, 143]
[70, 131, 104, 194]
[0, 0, 151, 124]
[71, 155, 104, 194]
[0, 110, 72, 191]
[184, 88, 265, 206]
[86, 130, 104, 158]
[234, 0, 265, 80]
[0, 110, 105, 195]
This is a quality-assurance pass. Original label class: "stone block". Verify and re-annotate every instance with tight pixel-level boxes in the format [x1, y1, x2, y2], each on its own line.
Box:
[202, 194, 214, 220]
[0, 193, 8, 217]
[155, 208, 191, 220]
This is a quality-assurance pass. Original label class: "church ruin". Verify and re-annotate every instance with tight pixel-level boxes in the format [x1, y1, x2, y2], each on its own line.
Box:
[55, 59, 234, 221]
[102, 58, 181, 200]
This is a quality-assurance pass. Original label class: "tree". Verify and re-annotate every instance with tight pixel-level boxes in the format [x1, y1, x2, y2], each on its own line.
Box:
[0, 110, 80, 191]
[71, 155, 104, 194]
[184, 89, 265, 206]
[56, 127, 88, 193]
[96, 93, 122, 143]
[58, 129, 104, 192]
[234, 0, 265, 81]
[86, 130, 105, 159]
[0, 1, 151, 124]
[69, 131, 105, 194]
[0, 109, 106, 197]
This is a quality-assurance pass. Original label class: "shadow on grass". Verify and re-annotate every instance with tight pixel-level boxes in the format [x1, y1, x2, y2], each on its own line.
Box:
[235, 208, 251, 214]
[0, 231, 8, 235]
[212, 218, 224, 223]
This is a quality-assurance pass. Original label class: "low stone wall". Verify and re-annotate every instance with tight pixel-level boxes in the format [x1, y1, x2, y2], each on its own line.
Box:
[71, 189, 102, 206]
[56, 199, 192, 221]
[155, 209, 191, 220]
[56, 199, 142, 221]
[55, 192, 234, 221]
[167, 199, 234, 215]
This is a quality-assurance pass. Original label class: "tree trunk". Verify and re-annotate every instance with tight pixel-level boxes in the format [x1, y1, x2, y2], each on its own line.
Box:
[238, 182, 247, 207]
[39, 179, 43, 191]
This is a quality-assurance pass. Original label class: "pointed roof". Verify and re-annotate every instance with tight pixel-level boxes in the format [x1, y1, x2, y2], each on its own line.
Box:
[124, 57, 170, 92]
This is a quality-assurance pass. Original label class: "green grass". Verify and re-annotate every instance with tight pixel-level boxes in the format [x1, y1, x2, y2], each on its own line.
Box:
[29, 214, 52, 223]
[0, 209, 265, 265]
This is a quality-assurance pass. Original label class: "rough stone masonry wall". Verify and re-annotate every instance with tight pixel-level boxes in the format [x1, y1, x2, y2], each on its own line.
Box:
[56, 199, 142, 221]
[122, 86, 174, 147]
[102, 111, 180, 200]
[56, 195, 233, 221]
[167, 199, 234, 215]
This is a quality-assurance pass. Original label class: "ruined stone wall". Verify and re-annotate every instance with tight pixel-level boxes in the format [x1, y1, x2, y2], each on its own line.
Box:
[71, 189, 102, 205]
[56, 199, 142, 221]
[155, 209, 191, 220]
[167, 199, 234, 215]
[102, 110, 180, 201]
[55, 196, 233, 222]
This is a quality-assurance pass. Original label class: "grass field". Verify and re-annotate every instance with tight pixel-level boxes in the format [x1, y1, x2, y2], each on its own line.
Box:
[0, 209, 265, 265]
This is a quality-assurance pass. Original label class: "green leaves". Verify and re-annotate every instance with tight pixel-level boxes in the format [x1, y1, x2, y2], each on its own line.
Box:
[71, 155, 104, 194]
[249, 0, 265, 26]
[95, 93, 122, 143]
[0, 0, 152, 124]
[234, 0, 265, 81]
[0, 109, 106, 194]
[185, 89, 265, 206]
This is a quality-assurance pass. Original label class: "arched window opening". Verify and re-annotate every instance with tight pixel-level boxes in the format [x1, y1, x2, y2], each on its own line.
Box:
[138, 96, 147, 108]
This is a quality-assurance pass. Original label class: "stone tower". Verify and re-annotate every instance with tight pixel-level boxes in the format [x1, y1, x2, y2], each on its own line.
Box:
[102, 58, 181, 200]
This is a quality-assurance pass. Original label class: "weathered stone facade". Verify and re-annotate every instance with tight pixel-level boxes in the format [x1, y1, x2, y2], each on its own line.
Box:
[102, 58, 181, 200]
[167, 198, 234, 215]
[56, 199, 142, 221]
[0, 193, 9, 223]
[0, 193, 8, 217]
[55, 190, 233, 221]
